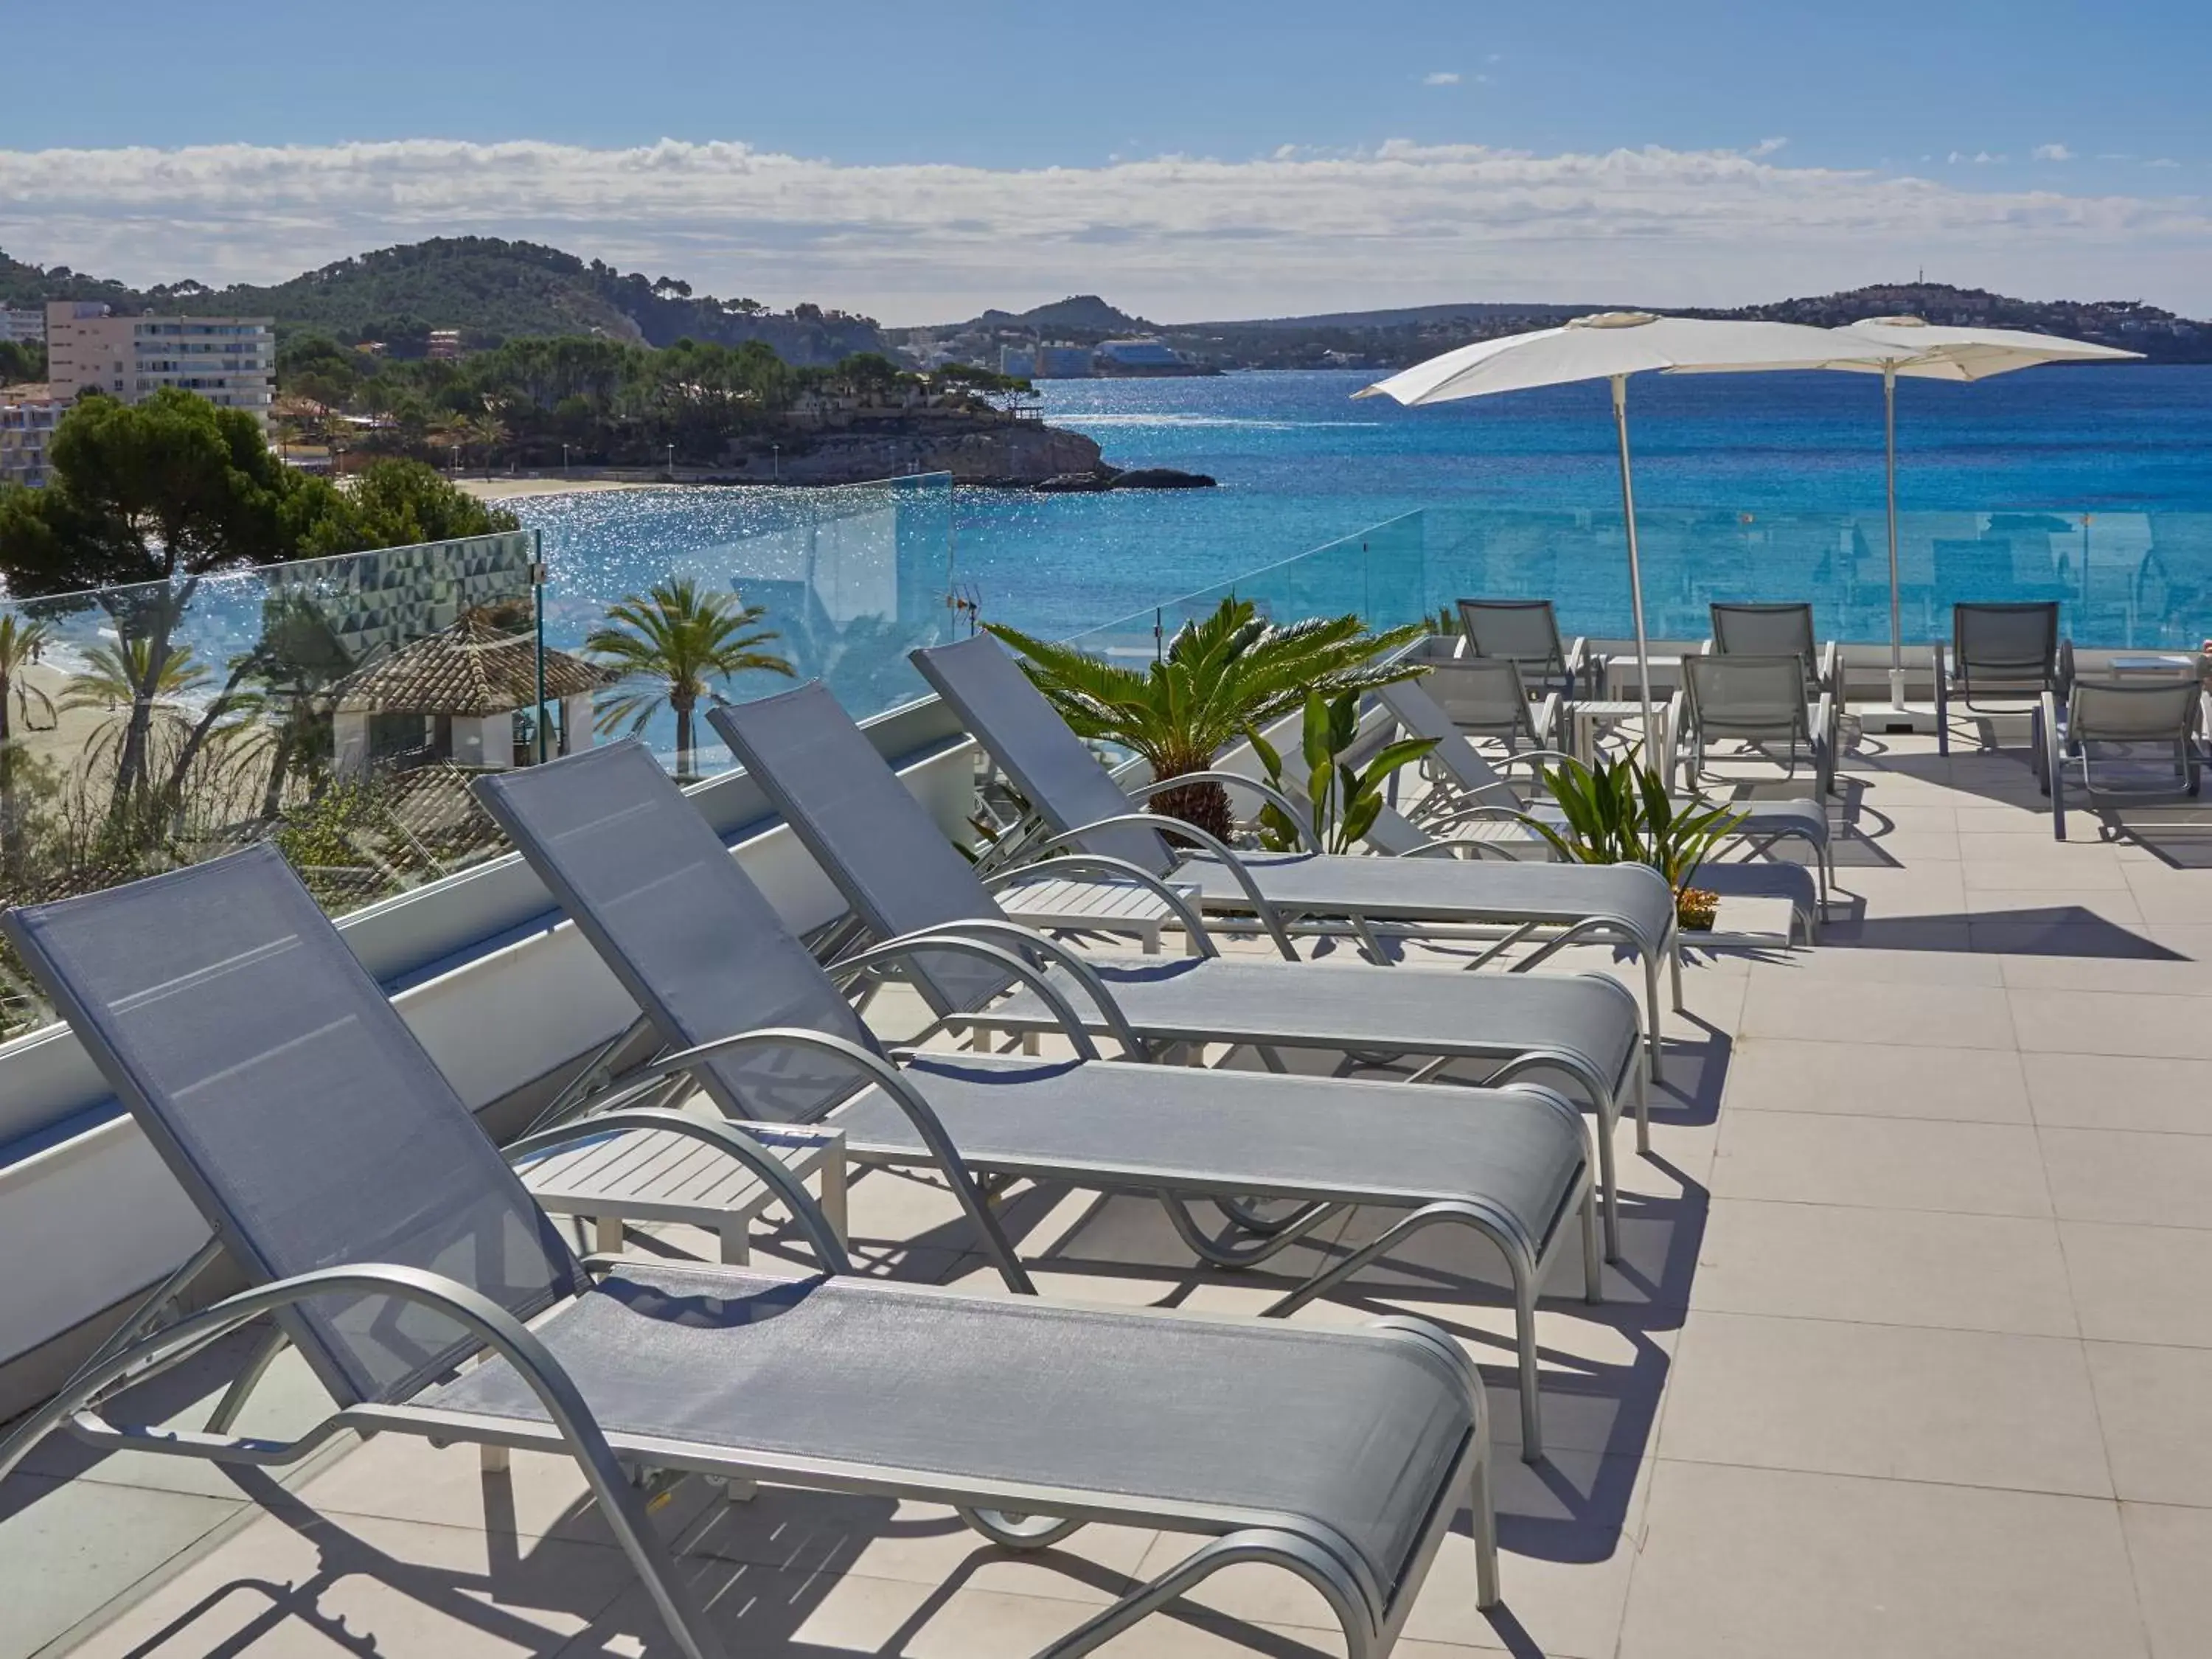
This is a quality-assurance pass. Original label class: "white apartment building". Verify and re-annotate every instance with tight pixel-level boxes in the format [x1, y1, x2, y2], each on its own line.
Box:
[45, 301, 274, 425]
[0, 384, 62, 488]
[0, 307, 44, 344]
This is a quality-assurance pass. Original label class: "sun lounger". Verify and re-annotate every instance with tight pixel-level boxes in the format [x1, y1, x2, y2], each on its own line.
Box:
[707, 682, 1649, 1254]
[1455, 597, 1592, 701]
[473, 740, 1599, 1450]
[1707, 601, 1843, 760]
[1377, 675, 1832, 911]
[1935, 600, 2072, 762]
[1674, 653, 1837, 797]
[907, 633, 1680, 1068]
[0, 845, 1503, 1658]
[2045, 676, 2205, 841]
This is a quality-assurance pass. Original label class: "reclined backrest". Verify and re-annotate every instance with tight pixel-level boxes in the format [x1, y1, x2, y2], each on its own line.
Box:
[1711, 602, 1818, 672]
[709, 683, 1020, 1017]
[473, 740, 884, 1124]
[910, 635, 1176, 876]
[1, 846, 586, 1407]
[1684, 654, 1809, 739]
[1954, 601, 2061, 688]
[1456, 598, 1566, 676]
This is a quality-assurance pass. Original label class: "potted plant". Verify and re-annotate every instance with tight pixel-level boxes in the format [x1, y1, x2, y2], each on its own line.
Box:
[985, 598, 1427, 841]
[1516, 748, 1744, 931]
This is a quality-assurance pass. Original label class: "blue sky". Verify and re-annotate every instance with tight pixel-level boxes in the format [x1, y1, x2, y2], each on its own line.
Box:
[2, 0, 2207, 321]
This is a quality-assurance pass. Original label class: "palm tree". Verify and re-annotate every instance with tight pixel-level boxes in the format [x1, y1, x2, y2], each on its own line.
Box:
[60, 639, 215, 782]
[0, 615, 56, 874]
[587, 579, 794, 779]
[986, 598, 1428, 842]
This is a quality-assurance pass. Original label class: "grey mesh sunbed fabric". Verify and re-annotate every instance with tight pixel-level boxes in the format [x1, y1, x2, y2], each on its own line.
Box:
[1, 844, 586, 1406]
[0, 846, 1502, 1659]
[476, 740, 1602, 1449]
[428, 1259, 1468, 1595]
[908, 633, 1679, 1050]
[708, 682, 1649, 1248]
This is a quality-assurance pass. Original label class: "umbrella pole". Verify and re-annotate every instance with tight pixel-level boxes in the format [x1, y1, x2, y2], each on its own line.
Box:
[1885, 362, 1905, 707]
[1610, 375, 1660, 757]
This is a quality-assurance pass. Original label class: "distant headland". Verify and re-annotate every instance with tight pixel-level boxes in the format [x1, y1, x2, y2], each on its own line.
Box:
[1, 237, 2196, 490]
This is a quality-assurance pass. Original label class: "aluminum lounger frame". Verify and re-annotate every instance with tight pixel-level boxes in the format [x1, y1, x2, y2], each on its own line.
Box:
[706, 684, 1650, 1259]
[473, 742, 1603, 1454]
[906, 633, 1682, 1075]
[1377, 676, 1834, 912]
[2043, 676, 2205, 842]
[1935, 601, 2073, 763]
[0, 846, 1503, 1659]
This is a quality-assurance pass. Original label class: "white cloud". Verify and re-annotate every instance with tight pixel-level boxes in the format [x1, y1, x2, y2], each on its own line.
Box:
[0, 136, 2205, 321]
[1422, 72, 1461, 86]
[1750, 137, 1789, 158]
[1948, 150, 2007, 165]
[2034, 143, 2075, 162]
[2149, 157, 2181, 169]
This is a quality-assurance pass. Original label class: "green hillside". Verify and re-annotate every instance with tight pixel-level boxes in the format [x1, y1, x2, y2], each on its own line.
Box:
[0, 237, 886, 366]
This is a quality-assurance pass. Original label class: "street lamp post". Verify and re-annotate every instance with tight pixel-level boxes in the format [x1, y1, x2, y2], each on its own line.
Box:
[561, 442, 570, 480]
[666, 442, 675, 479]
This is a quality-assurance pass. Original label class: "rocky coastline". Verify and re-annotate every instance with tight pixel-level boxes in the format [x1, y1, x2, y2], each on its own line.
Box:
[703, 419, 1216, 490]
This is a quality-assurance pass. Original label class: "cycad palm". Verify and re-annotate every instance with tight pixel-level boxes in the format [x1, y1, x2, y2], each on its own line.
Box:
[986, 597, 1427, 841]
[587, 578, 793, 779]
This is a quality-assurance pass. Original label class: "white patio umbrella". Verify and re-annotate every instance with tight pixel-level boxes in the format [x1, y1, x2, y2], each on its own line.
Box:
[1358, 312, 1915, 745]
[1817, 319, 2143, 711]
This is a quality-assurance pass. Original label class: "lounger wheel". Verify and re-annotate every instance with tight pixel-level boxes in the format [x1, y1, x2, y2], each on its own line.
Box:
[958, 1507, 1087, 1549]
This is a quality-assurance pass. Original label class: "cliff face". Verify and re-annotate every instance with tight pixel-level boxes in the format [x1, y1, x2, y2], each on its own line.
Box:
[731, 421, 1102, 485]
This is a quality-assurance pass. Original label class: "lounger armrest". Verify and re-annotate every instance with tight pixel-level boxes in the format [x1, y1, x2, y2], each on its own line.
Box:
[1045, 810, 1302, 960]
[1531, 692, 1562, 750]
[836, 931, 1118, 1061]
[983, 852, 1220, 955]
[0, 1260, 725, 1659]
[1815, 640, 1843, 703]
[509, 1105, 855, 1275]
[1123, 771, 1323, 853]
[1562, 636, 1589, 699]
[1812, 691, 1837, 795]
[548, 1074, 1029, 1296]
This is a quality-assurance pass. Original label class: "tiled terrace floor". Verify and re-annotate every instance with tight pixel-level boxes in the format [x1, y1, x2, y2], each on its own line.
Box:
[7, 728, 2212, 1657]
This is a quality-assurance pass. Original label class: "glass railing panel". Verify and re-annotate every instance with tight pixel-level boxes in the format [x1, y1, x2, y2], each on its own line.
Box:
[0, 530, 538, 1037]
[530, 473, 961, 777]
[1058, 509, 1429, 664]
[1419, 507, 2211, 650]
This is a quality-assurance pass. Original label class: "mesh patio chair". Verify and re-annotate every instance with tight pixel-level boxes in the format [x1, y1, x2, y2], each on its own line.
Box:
[1708, 602, 1842, 759]
[1675, 653, 1836, 798]
[905, 635, 1681, 1075]
[474, 740, 1600, 1450]
[709, 681, 1652, 1248]
[2045, 677, 2206, 841]
[1455, 598, 1592, 700]
[1935, 600, 2073, 762]
[0, 846, 1504, 1656]
[1422, 656, 1562, 757]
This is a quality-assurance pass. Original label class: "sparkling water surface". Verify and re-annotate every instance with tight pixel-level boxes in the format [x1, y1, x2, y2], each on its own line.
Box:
[518, 366, 2212, 661]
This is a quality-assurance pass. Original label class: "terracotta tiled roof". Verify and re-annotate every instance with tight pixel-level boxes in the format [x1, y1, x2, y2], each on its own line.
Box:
[335, 610, 608, 716]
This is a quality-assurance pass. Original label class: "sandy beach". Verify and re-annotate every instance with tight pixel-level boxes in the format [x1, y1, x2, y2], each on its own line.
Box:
[455, 477, 661, 503]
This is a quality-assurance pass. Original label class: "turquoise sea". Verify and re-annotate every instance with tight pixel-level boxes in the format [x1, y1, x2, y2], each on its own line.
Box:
[516, 366, 2212, 709]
